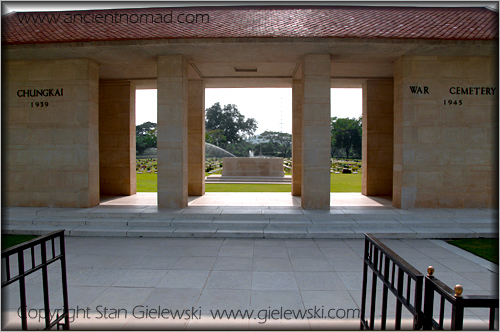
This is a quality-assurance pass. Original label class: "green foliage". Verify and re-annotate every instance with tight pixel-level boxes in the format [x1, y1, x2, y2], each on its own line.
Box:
[205, 102, 258, 149]
[448, 239, 499, 264]
[331, 117, 362, 159]
[225, 141, 255, 157]
[205, 129, 227, 148]
[259, 131, 292, 158]
[136, 121, 157, 155]
[2, 235, 38, 250]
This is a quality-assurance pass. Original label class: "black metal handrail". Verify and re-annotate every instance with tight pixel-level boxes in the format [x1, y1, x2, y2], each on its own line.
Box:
[423, 267, 498, 330]
[361, 233, 499, 331]
[2, 230, 70, 330]
[360, 233, 424, 330]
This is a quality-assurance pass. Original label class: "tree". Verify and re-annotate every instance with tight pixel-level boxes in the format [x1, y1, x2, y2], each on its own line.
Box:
[205, 102, 258, 149]
[331, 117, 362, 159]
[136, 121, 157, 155]
[206, 129, 226, 147]
[259, 131, 292, 158]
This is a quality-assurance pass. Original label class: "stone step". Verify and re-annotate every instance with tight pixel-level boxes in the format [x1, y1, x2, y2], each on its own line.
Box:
[205, 175, 292, 183]
[3, 215, 495, 229]
[2, 224, 498, 239]
[2, 221, 497, 239]
[3, 206, 496, 239]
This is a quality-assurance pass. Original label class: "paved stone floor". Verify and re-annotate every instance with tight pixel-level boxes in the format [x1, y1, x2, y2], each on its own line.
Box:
[2, 237, 498, 330]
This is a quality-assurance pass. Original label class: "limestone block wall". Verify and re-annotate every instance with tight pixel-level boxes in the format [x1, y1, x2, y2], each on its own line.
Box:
[362, 79, 394, 196]
[157, 55, 189, 208]
[188, 80, 205, 196]
[99, 81, 136, 196]
[394, 56, 498, 209]
[301, 54, 332, 209]
[2, 59, 99, 207]
[292, 79, 303, 196]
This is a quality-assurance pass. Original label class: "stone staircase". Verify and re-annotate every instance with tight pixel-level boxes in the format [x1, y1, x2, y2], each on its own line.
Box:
[2, 206, 497, 239]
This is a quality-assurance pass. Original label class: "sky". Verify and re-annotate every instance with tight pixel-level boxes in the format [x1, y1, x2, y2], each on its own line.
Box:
[136, 88, 363, 134]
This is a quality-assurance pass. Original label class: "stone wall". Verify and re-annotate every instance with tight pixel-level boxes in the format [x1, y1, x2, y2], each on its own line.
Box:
[292, 79, 303, 196]
[188, 80, 206, 196]
[99, 80, 136, 196]
[362, 79, 394, 196]
[2, 59, 100, 207]
[394, 56, 498, 208]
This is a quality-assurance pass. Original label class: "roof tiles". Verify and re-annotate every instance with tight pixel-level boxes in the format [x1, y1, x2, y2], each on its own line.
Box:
[2, 6, 498, 45]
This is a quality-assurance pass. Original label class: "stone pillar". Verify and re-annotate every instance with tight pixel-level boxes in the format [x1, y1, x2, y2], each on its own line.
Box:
[157, 55, 189, 208]
[99, 81, 136, 196]
[292, 79, 303, 196]
[188, 80, 205, 196]
[362, 79, 394, 196]
[2, 59, 99, 207]
[301, 54, 331, 209]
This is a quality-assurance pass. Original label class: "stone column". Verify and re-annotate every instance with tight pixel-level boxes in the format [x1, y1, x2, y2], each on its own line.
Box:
[99, 80, 136, 196]
[157, 55, 189, 208]
[301, 54, 331, 209]
[362, 79, 394, 196]
[292, 79, 303, 196]
[188, 80, 205, 196]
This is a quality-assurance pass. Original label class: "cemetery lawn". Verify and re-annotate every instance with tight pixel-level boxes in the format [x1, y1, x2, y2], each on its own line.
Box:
[137, 173, 362, 192]
[2, 234, 38, 250]
[447, 239, 498, 264]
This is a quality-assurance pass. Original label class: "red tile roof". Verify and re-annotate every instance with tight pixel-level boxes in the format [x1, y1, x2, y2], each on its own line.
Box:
[2, 5, 498, 45]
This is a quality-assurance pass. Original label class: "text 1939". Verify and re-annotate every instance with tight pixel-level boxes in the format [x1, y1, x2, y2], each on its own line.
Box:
[31, 102, 49, 107]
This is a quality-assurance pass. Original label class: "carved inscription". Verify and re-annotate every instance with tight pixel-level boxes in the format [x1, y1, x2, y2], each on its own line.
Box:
[409, 86, 429, 94]
[17, 88, 64, 108]
[17, 88, 63, 97]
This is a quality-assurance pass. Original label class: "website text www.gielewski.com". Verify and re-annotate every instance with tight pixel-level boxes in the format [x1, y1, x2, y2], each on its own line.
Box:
[19, 305, 360, 324]
[16, 11, 210, 24]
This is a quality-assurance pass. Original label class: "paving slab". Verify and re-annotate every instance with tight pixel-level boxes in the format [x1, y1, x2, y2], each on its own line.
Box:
[1, 236, 498, 330]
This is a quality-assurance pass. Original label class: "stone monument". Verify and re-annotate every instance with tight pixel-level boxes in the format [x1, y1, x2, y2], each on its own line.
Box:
[222, 157, 284, 177]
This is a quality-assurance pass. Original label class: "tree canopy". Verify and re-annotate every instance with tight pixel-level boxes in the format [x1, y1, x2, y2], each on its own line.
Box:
[136, 121, 157, 155]
[259, 131, 292, 158]
[331, 117, 362, 159]
[205, 102, 258, 149]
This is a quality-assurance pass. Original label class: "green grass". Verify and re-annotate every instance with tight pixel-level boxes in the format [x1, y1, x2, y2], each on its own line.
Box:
[137, 173, 159, 192]
[447, 239, 498, 264]
[137, 173, 362, 193]
[2, 235, 38, 250]
[330, 173, 362, 192]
